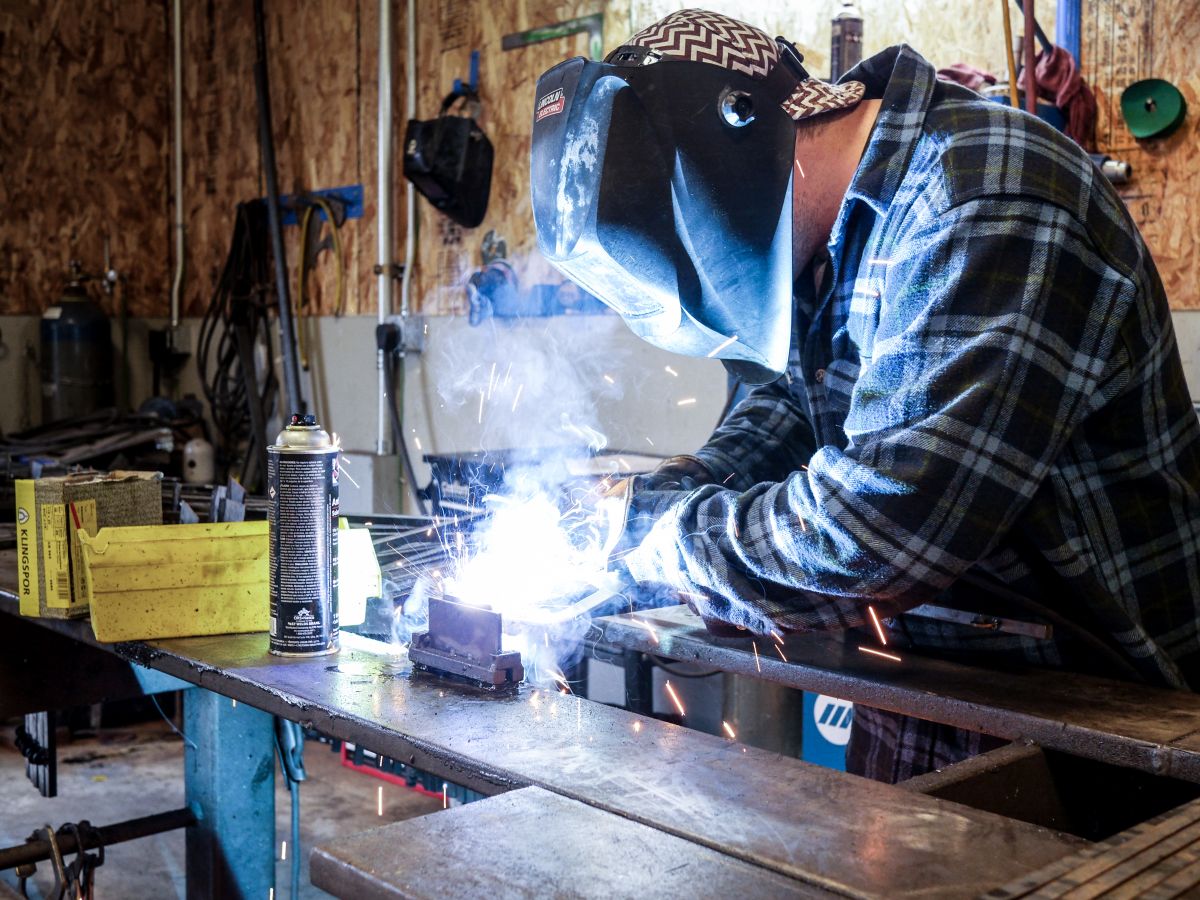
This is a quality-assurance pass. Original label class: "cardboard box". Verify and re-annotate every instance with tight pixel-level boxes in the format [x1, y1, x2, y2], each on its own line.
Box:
[14, 471, 163, 619]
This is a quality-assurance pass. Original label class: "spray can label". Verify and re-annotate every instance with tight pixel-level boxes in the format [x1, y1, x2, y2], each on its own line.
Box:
[268, 417, 339, 656]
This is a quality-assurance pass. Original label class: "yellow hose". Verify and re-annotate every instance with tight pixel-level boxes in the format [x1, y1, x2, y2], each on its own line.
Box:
[1001, 0, 1021, 109]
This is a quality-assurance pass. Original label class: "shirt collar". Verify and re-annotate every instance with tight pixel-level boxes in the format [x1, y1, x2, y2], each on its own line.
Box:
[835, 45, 938, 223]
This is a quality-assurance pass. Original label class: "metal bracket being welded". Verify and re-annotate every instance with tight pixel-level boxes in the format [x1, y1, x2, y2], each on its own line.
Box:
[409, 596, 524, 689]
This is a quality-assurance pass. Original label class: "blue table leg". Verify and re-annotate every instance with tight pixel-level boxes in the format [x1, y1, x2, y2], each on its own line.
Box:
[184, 688, 275, 899]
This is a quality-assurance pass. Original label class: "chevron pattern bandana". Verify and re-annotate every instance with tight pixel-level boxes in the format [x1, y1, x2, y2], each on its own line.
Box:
[625, 9, 865, 121]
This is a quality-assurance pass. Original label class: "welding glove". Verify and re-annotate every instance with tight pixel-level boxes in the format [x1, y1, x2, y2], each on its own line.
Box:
[562, 455, 716, 565]
[601, 455, 719, 562]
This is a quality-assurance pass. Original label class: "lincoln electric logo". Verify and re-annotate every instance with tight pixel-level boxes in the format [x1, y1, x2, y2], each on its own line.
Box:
[812, 694, 854, 746]
[536, 88, 565, 122]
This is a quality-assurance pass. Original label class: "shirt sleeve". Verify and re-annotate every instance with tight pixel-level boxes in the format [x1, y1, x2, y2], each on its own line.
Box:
[690, 376, 818, 492]
[623, 197, 1136, 635]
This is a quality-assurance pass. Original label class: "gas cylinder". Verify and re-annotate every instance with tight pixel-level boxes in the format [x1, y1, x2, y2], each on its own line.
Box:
[40, 261, 114, 423]
[831, 1, 864, 81]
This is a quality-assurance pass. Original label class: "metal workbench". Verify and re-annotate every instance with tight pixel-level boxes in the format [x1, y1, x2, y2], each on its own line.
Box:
[0, 549, 1090, 898]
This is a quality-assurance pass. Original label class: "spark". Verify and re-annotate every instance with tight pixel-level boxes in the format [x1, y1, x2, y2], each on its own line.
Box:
[231, 699, 237, 708]
[867, 606, 888, 645]
[603, 374, 615, 384]
[799, 516, 807, 533]
[773, 643, 789, 663]
[646, 437, 655, 447]
[795, 159, 806, 178]
[487, 362, 497, 399]
[752, 641, 762, 673]
[280, 841, 287, 861]
[270, 889, 275, 900]
[633, 720, 642, 733]
[376, 785, 383, 816]
[339, 464, 361, 490]
[478, 389, 485, 424]
[503, 362, 513, 386]
[552, 670, 572, 693]
[511, 384, 524, 412]
[722, 720, 737, 740]
[723, 472, 735, 484]
[664, 365, 678, 377]
[664, 680, 686, 717]
[770, 629, 785, 644]
[414, 436, 423, 451]
[442, 783, 449, 809]
[859, 645, 902, 663]
[706, 334, 738, 357]
[677, 397, 697, 406]
[632, 616, 660, 645]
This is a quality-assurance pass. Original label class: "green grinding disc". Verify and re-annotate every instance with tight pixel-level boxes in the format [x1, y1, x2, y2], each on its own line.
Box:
[1121, 78, 1187, 139]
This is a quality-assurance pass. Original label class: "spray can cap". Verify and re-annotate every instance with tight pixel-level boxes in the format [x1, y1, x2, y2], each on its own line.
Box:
[289, 414, 318, 427]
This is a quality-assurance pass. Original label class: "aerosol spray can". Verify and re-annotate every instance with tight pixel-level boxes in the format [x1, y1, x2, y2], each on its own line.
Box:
[268, 413, 340, 656]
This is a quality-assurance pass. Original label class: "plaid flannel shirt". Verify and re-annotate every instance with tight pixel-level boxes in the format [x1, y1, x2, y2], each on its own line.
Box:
[624, 46, 1200, 779]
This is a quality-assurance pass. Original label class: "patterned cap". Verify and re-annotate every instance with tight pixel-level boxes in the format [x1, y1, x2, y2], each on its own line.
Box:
[623, 9, 865, 121]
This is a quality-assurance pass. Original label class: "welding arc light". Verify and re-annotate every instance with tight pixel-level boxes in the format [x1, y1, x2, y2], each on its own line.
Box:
[719, 89, 755, 128]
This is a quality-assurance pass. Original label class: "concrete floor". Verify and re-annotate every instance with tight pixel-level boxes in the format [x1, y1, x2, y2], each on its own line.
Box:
[0, 714, 443, 898]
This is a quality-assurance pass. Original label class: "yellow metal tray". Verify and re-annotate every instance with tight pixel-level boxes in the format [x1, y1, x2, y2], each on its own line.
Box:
[78, 521, 269, 642]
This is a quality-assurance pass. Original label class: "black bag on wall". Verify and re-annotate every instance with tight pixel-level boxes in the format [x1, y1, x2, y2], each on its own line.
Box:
[403, 90, 494, 229]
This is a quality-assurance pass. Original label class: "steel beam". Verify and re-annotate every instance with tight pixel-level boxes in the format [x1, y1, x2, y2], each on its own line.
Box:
[184, 688, 275, 900]
[311, 786, 830, 899]
[589, 604, 1200, 782]
[989, 795, 1200, 897]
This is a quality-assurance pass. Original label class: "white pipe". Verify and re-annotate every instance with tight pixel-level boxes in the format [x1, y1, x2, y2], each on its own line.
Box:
[400, 0, 416, 319]
[170, 0, 184, 331]
[376, 0, 394, 455]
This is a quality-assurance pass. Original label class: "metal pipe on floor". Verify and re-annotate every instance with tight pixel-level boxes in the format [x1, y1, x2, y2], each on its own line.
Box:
[0, 807, 198, 871]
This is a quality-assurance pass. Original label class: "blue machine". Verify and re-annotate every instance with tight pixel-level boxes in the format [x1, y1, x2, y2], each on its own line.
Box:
[802, 692, 854, 771]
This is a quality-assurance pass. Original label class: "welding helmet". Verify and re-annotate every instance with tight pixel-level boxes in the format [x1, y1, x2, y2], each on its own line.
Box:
[530, 10, 864, 383]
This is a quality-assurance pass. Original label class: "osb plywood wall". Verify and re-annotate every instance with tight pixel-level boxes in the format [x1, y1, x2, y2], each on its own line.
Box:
[412, 0, 626, 314]
[179, 0, 379, 319]
[1, 0, 1196, 320]
[0, 0, 170, 317]
[1083, 0, 1199, 309]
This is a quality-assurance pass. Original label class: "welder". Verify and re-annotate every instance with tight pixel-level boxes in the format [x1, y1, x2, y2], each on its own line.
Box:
[530, 9, 1200, 782]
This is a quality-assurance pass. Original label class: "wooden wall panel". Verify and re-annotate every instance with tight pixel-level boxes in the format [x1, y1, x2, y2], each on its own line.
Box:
[411, 0, 617, 315]
[0, 0, 170, 316]
[1083, 0, 1199, 308]
[2, 1, 1196, 320]
[180, 0, 380, 319]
